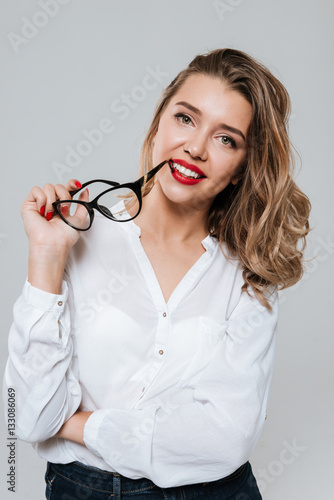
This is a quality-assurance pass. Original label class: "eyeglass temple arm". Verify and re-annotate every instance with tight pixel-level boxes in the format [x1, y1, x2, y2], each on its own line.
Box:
[69, 179, 120, 197]
[138, 160, 169, 188]
[67, 161, 169, 196]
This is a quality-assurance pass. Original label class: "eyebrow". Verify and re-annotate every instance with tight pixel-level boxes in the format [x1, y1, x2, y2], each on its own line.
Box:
[175, 100, 246, 142]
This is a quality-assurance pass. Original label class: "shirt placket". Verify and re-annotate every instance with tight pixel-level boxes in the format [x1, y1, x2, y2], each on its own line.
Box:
[125, 224, 218, 403]
[137, 308, 170, 400]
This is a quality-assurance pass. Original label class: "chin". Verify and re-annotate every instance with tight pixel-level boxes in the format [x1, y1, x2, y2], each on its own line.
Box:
[161, 185, 211, 213]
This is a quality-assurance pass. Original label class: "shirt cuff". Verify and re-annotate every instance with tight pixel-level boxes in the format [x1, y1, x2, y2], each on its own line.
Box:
[22, 279, 68, 312]
[83, 409, 111, 457]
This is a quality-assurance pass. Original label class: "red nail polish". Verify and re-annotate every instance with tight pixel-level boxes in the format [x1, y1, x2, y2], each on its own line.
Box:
[40, 205, 45, 216]
[46, 211, 53, 221]
[61, 205, 69, 216]
[75, 181, 82, 188]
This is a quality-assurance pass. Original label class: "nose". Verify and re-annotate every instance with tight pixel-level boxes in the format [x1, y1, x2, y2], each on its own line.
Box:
[184, 131, 208, 161]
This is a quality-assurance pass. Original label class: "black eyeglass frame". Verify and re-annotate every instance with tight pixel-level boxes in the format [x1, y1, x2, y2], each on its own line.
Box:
[52, 160, 168, 231]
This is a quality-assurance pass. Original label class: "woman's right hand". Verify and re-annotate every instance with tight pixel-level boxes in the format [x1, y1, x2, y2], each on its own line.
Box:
[21, 179, 88, 294]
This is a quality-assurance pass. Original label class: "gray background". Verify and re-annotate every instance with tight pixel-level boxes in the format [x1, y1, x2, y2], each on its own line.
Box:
[1, 1, 333, 498]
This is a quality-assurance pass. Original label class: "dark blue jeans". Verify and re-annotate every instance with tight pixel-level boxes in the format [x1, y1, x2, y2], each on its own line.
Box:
[45, 460, 262, 499]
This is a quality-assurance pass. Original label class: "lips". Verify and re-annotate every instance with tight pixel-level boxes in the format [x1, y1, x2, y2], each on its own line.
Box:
[168, 159, 206, 186]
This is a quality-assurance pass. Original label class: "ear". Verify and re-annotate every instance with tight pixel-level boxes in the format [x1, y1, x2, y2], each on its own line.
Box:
[231, 162, 246, 185]
[230, 170, 244, 185]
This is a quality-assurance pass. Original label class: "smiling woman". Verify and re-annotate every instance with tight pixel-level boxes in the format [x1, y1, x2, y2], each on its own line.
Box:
[140, 49, 311, 309]
[3, 48, 311, 499]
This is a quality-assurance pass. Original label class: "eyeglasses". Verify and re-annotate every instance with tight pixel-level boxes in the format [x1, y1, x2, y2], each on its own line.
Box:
[52, 160, 168, 231]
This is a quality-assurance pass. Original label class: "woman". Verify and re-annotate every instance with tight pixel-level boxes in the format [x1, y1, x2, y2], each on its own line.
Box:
[4, 49, 311, 499]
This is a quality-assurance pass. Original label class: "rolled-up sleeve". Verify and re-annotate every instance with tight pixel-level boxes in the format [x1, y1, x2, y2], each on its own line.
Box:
[83, 288, 278, 488]
[3, 279, 82, 443]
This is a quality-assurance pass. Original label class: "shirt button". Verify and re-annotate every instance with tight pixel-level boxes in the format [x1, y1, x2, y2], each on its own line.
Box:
[265, 414, 268, 420]
[162, 312, 167, 317]
[159, 350, 164, 355]
[57, 301, 63, 306]
[142, 387, 145, 393]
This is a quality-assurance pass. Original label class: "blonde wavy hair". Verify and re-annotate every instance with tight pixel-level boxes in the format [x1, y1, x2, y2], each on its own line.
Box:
[139, 48, 311, 310]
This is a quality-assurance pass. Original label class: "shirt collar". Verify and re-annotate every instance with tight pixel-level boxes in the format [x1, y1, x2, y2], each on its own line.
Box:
[114, 200, 219, 256]
[201, 234, 219, 255]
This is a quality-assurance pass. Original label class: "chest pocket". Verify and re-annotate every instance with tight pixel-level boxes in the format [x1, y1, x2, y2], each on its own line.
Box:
[176, 317, 229, 387]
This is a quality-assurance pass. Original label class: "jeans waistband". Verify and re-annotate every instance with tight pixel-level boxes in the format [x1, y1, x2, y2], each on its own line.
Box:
[47, 460, 248, 493]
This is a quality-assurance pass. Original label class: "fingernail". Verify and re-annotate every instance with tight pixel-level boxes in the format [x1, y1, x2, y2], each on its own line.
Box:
[40, 205, 45, 216]
[61, 205, 69, 216]
[46, 211, 53, 221]
[75, 181, 82, 188]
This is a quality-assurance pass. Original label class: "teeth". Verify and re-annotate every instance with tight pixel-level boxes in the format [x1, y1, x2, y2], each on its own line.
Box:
[172, 162, 202, 179]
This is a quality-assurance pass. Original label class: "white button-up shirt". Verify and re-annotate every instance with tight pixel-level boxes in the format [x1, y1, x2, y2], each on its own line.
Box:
[3, 211, 278, 488]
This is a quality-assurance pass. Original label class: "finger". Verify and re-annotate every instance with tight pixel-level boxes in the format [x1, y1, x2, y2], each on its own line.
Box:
[23, 186, 47, 217]
[64, 179, 82, 193]
[76, 188, 90, 218]
[42, 183, 58, 220]
[54, 183, 74, 202]
[78, 187, 89, 202]
[51, 184, 71, 219]
[71, 188, 90, 229]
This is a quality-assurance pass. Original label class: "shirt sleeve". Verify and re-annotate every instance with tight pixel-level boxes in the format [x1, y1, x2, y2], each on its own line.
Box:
[83, 287, 278, 487]
[2, 278, 82, 443]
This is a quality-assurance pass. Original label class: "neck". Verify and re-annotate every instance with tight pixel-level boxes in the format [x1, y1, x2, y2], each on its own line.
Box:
[134, 183, 210, 243]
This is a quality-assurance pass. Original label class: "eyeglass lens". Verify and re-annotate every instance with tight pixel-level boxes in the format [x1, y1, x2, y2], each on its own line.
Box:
[57, 184, 140, 230]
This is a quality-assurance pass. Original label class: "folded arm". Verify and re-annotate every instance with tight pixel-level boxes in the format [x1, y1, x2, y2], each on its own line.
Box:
[3, 280, 82, 443]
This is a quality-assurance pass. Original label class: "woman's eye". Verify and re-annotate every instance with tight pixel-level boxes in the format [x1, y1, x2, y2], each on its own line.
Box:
[219, 135, 236, 147]
[175, 113, 192, 125]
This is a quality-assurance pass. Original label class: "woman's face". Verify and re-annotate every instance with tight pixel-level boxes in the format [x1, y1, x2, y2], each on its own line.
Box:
[152, 74, 252, 212]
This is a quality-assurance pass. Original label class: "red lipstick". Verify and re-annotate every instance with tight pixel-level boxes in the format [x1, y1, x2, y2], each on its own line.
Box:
[168, 159, 206, 186]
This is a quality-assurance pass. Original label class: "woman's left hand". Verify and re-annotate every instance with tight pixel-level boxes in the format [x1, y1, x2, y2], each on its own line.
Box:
[54, 411, 93, 445]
